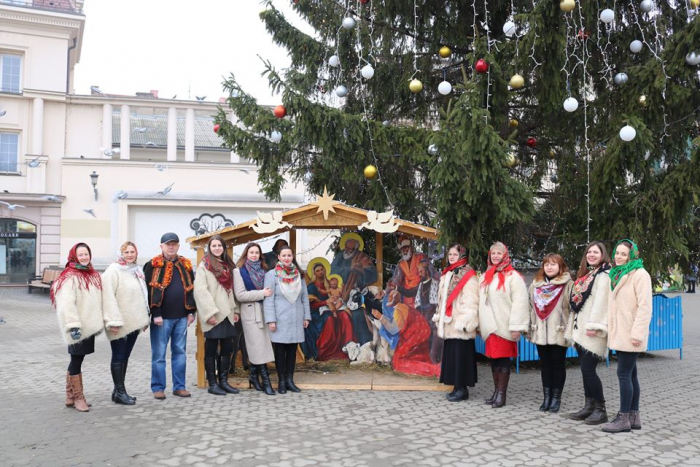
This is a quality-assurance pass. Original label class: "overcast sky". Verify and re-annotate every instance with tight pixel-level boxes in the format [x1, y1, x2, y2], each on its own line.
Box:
[74, 0, 311, 105]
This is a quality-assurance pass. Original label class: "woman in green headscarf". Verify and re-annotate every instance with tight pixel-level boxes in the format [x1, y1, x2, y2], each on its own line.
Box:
[602, 240, 652, 434]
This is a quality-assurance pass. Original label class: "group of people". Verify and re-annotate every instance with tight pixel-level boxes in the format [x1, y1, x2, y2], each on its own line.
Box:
[51, 230, 653, 434]
[51, 233, 313, 413]
[434, 239, 652, 434]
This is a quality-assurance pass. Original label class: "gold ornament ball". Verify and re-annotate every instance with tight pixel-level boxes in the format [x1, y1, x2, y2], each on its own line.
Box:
[560, 0, 576, 12]
[504, 152, 518, 168]
[509, 74, 525, 89]
[409, 79, 424, 93]
[439, 46, 452, 58]
[692, 0, 700, 8]
[549, 149, 556, 159]
[509, 119, 519, 128]
[364, 164, 378, 179]
[639, 95, 647, 106]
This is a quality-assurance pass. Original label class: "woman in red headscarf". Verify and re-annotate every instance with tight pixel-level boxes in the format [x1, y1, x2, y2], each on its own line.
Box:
[51, 243, 104, 413]
[478, 242, 529, 408]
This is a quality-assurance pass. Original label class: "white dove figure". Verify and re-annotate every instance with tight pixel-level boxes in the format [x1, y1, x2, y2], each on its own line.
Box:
[0, 201, 25, 211]
[155, 164, 168, 172]
[250, 211, 291, 234]
[195, 95, 207, 102]
[0, 110, 6, 117]
[359, 210, 399, 233]
[27, 157, 40, 168]
[112, 191, 128, 202]
[41, 195, 61, 202]
[155, 183, 174, 196]
[83, 209, 96, 218]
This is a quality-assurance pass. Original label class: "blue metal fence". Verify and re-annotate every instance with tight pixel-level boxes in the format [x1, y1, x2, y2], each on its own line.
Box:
[475, 293, 683, 372]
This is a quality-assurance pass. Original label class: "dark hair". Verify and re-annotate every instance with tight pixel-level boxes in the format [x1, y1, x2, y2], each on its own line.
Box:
[534, 253, 568, 282]
[204, 235, 235, 275]
[236, 242, 267, 269]
[577, 241, 611, 278]
[74, 242, 92, 259]
[272, 239, 289, 253]
[448, 243, 467, 259]
[277, 245, 304, 277]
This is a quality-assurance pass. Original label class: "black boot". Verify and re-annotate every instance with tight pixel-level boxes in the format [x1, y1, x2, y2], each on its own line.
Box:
[585, 400, 608, 425]
[218, 355, 239, 394]
[548, 388, 562, 413]
[205, 357, 226, 396]
[447, 387, 469, 402]
[484, 368, 499, 405]
[446, 386, 457, 400]
[570, 397, 595, 421]
[249, 365, 263, 391]
[277, 374, 287, 394]
[122, 360, 136, 402]
[286, 373, 301, 393]
[259, 365, 276, 396]
[110, 362, 135, 405]
[539, 387, 552, 412]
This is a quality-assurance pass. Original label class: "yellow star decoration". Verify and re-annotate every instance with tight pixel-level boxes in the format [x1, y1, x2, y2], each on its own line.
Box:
[313, 186, 338, 220]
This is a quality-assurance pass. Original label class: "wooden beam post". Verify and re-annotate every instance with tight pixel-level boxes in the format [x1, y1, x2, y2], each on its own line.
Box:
[289, 229, 297, 257]
[195, 246, 206, 389]
[375, 231, 383, 287]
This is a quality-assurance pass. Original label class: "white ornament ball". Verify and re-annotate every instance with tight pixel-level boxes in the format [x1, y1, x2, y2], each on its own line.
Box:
[503, 21, 516, 37]
[342, 17, 356, 29]
[335, 85, 348, 97]
[437, 81, 452, 95]
[382, 120, 390, 127]
[428, 144, 439, 156]
[630, 40, 643, 53]
[271, 130, 282, 143]
[600, 8, 614, 24]
[640, 0, 653, 13]
[614, 72, 629, 85]
[361, 64, 375, 79]
[328, 55, 340, 67]
[563, 97, 579, 112]
[619, 125, 636, 142]
[686, 51, 700, 66]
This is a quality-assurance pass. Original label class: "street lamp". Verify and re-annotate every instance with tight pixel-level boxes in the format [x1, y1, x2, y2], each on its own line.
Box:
[90, 171, 99, 200]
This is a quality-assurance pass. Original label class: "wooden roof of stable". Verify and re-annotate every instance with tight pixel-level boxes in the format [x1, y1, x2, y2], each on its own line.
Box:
[186, 197, 438, 248]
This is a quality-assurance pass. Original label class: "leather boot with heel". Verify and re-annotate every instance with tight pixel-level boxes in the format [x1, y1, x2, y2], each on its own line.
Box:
[447, 387, 469, 402]
[218, 355, 239, 394]
[286, 369, 301, 393]
[111, 362, 135, 405]
[585, 400, 608, 425]
[548, 388, 562, 413]
[539, 386, 552, 412]
[259, 365, 276, 395]
[69, 374, 90, 412]
[569, 397, 595, 421]
[484, 368, 499, 405]
[492, 368, 510, 409]
[249, 365, 263, 391]
[205, 357, 226, 396]
[277, 375, 287, 394]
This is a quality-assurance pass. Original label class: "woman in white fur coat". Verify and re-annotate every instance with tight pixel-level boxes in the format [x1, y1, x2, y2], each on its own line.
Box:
[433, 244, 479, 402]
[602, 239, 652, 434]
[478, 242, 529, 409]
[565, 241, 611, 425]
[101, 241, 151, 405]
[526, 254, 573, 413]
[51, 243, 104, 413]
[193, 235, 240, 396]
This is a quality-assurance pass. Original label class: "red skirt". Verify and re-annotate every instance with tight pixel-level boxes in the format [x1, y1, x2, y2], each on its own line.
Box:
[485, 334, 518, 359]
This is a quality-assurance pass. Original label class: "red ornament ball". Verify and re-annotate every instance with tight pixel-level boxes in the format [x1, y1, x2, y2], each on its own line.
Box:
[213, 124, 220, 134]
[527, 137, 537, 148]
[360, 0, 370, 3]
[475, 59, 489, 74]
[577, 29, 589, 41]
[274, 105, 287, 118]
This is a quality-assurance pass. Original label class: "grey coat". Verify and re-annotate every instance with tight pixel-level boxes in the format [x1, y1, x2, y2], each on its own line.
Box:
[263, 270, 311, 344]
[233, 269, 275, 364]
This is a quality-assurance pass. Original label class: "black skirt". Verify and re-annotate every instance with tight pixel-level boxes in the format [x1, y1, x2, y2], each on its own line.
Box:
[204, 318, 237, 339]
[68, 334, 96, 356]
[439, 338, 477, 387]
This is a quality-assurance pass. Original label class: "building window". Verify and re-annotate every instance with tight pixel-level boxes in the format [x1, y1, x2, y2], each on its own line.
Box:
[0, 133, 19, 173]
[1, 54, 22, 94]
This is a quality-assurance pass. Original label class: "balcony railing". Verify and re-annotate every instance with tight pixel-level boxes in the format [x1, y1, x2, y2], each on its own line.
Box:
[0, 0, 83, 15]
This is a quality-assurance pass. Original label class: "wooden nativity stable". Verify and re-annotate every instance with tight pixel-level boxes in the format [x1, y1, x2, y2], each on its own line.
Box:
[186, 188, 438, 388]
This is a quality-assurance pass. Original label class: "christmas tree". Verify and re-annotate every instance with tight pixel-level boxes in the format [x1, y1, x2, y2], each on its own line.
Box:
[215, 0, 700, 276]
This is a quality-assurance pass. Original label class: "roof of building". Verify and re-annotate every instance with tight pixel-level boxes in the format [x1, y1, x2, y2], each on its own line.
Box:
[0, 0, 83, 14]
[112, 113, 227, 150]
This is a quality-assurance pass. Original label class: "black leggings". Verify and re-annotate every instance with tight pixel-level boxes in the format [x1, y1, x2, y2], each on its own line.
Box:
[616, 351, 641, 412]
[274, 343, 298, 377]
[576, 344, 605, 402]
[490, 357, 511, 371]
[204, 338, 234, 359]
[68, 355, 84, 376]
[537, 344, 567, 390]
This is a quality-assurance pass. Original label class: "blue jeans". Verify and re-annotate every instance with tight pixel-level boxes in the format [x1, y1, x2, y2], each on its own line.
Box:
[616, 351, 640, 412]
[150, 317, 188, 392]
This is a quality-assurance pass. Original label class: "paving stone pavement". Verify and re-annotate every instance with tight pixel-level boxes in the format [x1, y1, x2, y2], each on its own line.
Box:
[0, 287, 698, 467]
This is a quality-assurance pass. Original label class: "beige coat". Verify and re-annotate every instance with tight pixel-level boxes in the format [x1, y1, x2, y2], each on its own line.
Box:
[608, 268, 653, 352]
[53, 276, 104, 346]
[478, 272, 530, 341]
[233, 268, 275, 364]
[565, 271, 610, 358]
[526, 274, 573, 347]
[101, 263, 151, 341]
[433, 270, 479, 340]
[193, 263, 238, 333]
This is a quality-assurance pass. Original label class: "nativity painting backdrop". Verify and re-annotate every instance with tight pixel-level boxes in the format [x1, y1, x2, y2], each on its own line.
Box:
[303, 232, 442, 377]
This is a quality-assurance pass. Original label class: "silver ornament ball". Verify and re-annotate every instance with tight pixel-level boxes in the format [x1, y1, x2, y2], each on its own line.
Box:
[640, 0, 653, 13]
[614, 72, 629, 85]
[342, 17, 356, 29]
[427, 144, 439, 156]
[335, 85, 348, 97]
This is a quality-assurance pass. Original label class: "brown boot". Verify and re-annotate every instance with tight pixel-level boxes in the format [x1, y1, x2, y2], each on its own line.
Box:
[65, 371, 74, 407]
[69, 374, 89, 412]
[569, 397, 594, 421]
[602, 412, 631, 433]
[492, 367, 510, 408]
[629, 410, 641, 430]
[584, 400, 608, 425]
[484, 368, 499, 405]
